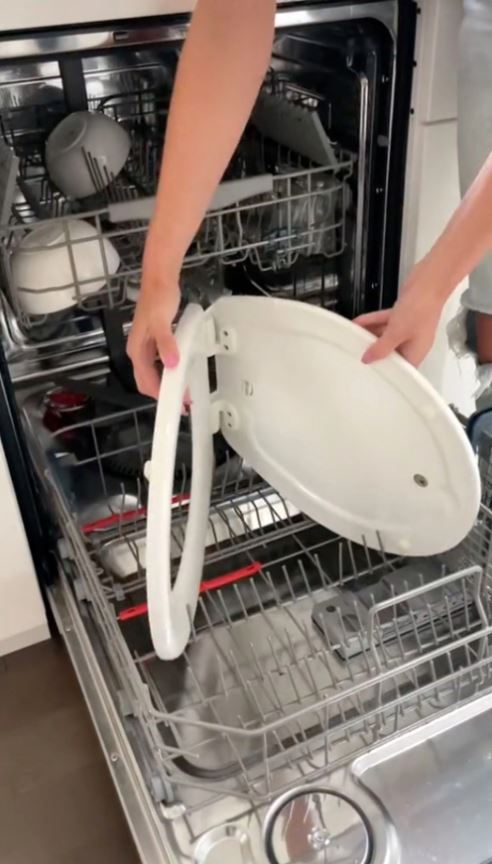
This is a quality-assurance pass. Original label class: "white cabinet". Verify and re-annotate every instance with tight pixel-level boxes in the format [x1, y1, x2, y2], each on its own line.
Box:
[0, 441, 49, 656]
[414, 122, 476, 413]
[418, 0, 463, 122]
[400, 0, 476, 415]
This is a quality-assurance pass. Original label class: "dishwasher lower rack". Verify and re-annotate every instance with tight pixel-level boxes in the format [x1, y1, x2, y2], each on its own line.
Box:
[34, 397, 492, 808]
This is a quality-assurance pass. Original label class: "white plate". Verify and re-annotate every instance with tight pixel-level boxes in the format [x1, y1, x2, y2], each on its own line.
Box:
[146, 297, 481, 659]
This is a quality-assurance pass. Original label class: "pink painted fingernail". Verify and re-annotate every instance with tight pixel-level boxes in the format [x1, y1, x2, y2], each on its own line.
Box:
[165, 353, 179, 369]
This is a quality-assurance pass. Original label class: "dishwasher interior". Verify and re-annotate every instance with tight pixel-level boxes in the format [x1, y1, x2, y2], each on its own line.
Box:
[0, 13, 397, 377]
[4, 7, 492, 863]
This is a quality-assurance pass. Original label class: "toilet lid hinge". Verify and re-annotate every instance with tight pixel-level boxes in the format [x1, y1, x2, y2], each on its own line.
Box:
[202, 316, 237, 357]
[210, 400, 239, 434]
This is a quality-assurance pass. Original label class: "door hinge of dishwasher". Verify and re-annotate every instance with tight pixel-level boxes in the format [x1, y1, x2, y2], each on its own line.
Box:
[57, 537, 74, 561]
[117, 689, 135, 718]
[73, 577, 88, 603]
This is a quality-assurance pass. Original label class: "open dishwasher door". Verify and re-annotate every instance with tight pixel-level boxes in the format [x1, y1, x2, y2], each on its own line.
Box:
[146, 296, 480, 659]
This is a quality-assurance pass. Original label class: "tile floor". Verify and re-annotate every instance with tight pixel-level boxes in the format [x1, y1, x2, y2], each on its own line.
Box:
[0, 639, 140, 864]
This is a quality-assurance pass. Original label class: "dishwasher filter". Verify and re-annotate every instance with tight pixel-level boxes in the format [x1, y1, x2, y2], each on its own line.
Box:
[146, 296, 481, 659]
[263, 788, 372, 864]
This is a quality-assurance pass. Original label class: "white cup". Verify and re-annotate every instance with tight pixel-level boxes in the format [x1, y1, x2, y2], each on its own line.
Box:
[45, 111, 131, 199]
[11, 219, 120, 315]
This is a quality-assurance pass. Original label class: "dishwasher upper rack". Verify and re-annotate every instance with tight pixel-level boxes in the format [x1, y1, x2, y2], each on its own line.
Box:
[34, 393, 492, 806]
[0, 83, 353, 340]
[0, 80, 170, 221]
[0, 160, 353, 331]
[0, 66, 336, 223]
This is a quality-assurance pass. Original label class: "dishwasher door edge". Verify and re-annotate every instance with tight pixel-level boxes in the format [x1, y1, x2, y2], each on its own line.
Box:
[47, 572, 176, 864]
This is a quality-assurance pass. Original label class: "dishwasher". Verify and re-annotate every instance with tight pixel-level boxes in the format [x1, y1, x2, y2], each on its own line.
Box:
[2, 4, 492, 864]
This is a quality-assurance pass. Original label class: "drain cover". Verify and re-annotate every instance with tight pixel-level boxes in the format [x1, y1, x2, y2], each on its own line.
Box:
[264, 788, 372, 864]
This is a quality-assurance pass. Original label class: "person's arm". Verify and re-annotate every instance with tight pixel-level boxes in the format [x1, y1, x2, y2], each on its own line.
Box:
[356, 150, 492, 365]
[128, 0, 276, 397]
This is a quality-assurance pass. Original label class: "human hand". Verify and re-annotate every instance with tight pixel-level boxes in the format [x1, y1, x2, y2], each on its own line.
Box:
[354, 259, 448, 366]
[127, 236, 181, 399]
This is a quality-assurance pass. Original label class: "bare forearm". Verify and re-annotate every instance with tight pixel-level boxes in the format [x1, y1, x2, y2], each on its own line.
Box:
[425, 151, 492, 300]
[146, 0, 276, 275]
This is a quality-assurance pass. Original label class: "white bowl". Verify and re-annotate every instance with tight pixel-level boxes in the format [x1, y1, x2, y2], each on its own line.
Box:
[45, 111, 131, 199]
[11, 219, 120, 315]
